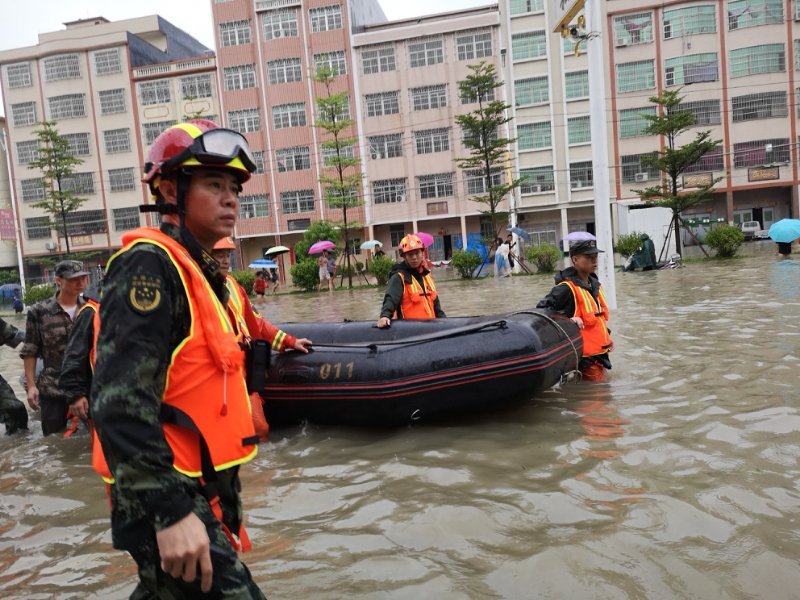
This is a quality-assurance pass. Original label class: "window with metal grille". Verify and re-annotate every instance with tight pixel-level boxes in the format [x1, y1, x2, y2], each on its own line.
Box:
[98, 88, 126, 114]
[317, 97, 350, 122]
[512, 31, 546, 61]
[314, 51, 347, 76]
[365, 92, 399, 117]
[63, 133, 91, 156]
[276, 146, 310, 172]
[10, 102, 36, 127]
[461, 124, 497, 147]
[267, 58, 302, 83]
[664, 53, 718, 86]
[219, 20, 252, 46]
[310, 5, 342, 32]
[321, 143, 354, 166]
[568, 116, 591, 145]
[728, 0, 783, 30]
[529, 229, 558, 246]
[465, 169, 502, 195]
[142, 120, 177, 145]
[181, 74, 212, 99]
[408, 39, 444, 67]
[410, 85, 447, 111]
[372, 178, 407, 204]
[272, 103, 306, 129]
[732, 91, 788, 121]
[685, 145, 724, 173]
[621, 153, 658, 182]
[616, 60, 655, 92]
[514, 76, 549, 106]
[734, 138, 790, 167]
[228, 109, 260, 133]
[460, 87, 494, 104]
[109, 168, 136, 192]
[729, 44, 785, 77]
[103, 129, 130, 154]
[569, 161, 593, 188]
[16, 140, 39, 164]
[619, 106, 657, 138]
[564, 71, 589, 100]
[663, 5, 716, 39]
[418, 173, 453, 199]
[263, 8, 298, 39]
[519, 166, 555, 193]
[457, 30, 492, 61]
[252, 151, 265, 175]
[510, 0, 543, 15]
[563, 34, 590, 55]
[62, 172, 95, 195]
[415, 128, 450, 154]
[368, 134, 403, 159]
[139, 80, 171, 105]
[614, 12, 653, 45]
[390, 224, 405, 246]
[361, 46, 396, 74]
[20, 178, 46, 202]
[224, 65, 256, 90]
[48, 94, 86, 120]
[112, 207, 140, 230]
[6, 62, 31, 88]
[281, 190, 314, 214]
[43, 54, 81, 81]
[25, 217, 50, 239]
[517, 121, 551, 150]
[66, 209, 106, 235]
[239, 194, 269, 218]
[675, 100, 721, 126]
[94, 48, 121, 75]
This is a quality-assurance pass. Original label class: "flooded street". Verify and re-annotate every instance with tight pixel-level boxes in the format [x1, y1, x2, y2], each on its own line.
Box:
[2, 246, 800, 599]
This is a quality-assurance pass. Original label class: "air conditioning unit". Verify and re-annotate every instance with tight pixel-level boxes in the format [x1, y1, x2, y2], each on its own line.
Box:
[396, 193, 406, 202]
[616, 38, 628, 47]
[370, 152, 379, 160]
[45, 241, 56, 251]
[634, 172, 649, 182]
[571, 180, 582, 189]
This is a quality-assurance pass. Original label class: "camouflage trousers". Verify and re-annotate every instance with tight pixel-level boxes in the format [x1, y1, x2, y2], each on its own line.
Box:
[0, 374, 27, 435]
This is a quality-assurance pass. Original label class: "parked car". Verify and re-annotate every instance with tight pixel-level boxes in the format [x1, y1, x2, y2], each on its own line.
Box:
[739, 221, 761, 240]
[754, 229, 771, 240]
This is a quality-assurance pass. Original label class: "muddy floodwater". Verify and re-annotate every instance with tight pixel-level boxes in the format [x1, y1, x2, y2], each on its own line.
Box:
[1, 246, 800, 599]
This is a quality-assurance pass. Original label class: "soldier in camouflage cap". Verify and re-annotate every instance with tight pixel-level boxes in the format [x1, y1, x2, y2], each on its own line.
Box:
[0, 318, 27, 434]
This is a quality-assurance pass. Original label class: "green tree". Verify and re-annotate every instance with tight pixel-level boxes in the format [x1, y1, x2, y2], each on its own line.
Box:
[28, 121, 87, 257]
[633, 89, 722, 258]
[455, 62, 521, 240]
[314, 63, 362, 289]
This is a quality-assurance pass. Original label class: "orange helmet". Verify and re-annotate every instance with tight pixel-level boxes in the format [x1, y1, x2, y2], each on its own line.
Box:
[399, 234, 424, 254]
[213, 236, 236, 250]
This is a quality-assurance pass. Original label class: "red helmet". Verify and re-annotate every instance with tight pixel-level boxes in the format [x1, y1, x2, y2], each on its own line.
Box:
[399, 234, 424, 254]
[213, 236, 236, 250]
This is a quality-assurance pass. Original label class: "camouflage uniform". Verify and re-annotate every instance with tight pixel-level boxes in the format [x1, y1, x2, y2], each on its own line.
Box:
[20, 294, 84, 435]
[91, 223, 265, 599]
[0, 318, 27, 434]
[59, 290, 100, 406]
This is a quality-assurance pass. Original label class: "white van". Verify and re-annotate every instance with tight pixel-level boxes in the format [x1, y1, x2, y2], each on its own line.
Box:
[739, 221, 760, 240]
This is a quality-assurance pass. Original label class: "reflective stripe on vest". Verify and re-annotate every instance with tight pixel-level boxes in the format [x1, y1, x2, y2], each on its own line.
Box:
[397, 272, 438, 319]
[559, 280, 611, 357]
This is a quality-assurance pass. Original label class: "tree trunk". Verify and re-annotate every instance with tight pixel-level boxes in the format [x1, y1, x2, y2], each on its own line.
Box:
[672, 212, 682, 258]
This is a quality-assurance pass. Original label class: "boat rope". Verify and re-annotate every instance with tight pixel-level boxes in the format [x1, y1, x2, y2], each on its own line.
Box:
[506, 309, 582, 384]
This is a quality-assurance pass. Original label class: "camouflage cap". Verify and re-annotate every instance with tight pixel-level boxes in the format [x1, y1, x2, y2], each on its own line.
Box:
[55, 260, 89, 279]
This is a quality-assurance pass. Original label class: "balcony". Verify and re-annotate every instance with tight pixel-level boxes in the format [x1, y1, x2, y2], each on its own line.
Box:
[255, 0, 301, 11]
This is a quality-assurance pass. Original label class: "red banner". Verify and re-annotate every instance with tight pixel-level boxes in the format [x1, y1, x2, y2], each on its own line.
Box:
[0, 209, 15, 241]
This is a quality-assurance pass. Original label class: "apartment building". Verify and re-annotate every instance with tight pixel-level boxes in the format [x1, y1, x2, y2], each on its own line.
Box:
[0, 16, 218, 280]
[0, 117, 19, 269]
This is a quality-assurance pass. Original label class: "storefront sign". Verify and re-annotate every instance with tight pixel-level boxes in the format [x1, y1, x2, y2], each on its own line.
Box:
[683, 173, 713, 188]
[70, 234, 92, 247]
[748, 166, 780, 182]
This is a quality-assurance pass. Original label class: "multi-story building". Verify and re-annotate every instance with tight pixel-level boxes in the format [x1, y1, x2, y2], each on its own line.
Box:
[0, 117, 20, 270]
[0, 16, 218, 281]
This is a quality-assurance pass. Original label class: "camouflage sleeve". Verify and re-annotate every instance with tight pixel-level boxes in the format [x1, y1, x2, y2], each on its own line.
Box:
[240, 288, 297, 351]
[0, 317, 22, 348]
[19, 304, 42, 359]
[91, 246, 196, 532]
[58, 306, 94, 403]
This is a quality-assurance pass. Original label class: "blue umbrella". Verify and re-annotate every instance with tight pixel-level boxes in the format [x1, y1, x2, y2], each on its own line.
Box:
[507, 226, 531, 242]
[768, 219, 800, 243]
[248, 259, 278, 269]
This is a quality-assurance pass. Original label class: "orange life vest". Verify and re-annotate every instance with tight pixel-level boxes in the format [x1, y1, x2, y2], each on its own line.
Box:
[559, 280, 612, 357]
[396, 271, 438, 320]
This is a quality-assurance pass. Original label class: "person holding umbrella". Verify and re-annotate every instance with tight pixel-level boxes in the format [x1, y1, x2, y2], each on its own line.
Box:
[318, 250, 334, 292]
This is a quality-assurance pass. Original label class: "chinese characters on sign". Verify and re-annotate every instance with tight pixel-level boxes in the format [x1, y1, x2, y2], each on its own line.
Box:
[0, 209, 15, 241]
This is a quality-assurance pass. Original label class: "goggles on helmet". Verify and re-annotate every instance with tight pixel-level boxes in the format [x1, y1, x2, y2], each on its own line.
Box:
[161, 128, 257, 174]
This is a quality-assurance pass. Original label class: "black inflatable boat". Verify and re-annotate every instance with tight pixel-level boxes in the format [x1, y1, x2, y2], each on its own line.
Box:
[261, 310, 582, 426]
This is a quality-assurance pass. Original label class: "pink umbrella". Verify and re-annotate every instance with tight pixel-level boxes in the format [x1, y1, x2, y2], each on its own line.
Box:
[413, 231, 434, 248]
[308, 240, 336, 254]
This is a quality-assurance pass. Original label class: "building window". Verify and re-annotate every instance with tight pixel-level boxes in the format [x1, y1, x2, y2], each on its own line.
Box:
[618, 106, 657, 138]
[139, 80, 171, 105]
[457, 30, 492, 61]
[267, 58, 302, 84]
[676, 100, 721, 126]
[408, 39, 444, 67]
[98, 88, 126, 114]
[616, 60, 655, 93]
[729, 44, 785, 78]
[10, 102, 36, 127]
[272, 103, 306, 129]
[368, 134, 403, 159]
[728, 0, 783, 30]
[517, 121, 551, 150]
[410, 85, 447, 111]
[514, 76, 549, 106]
[43, 54, 81, 81]
[62, 172, 95, 195]
[613, 12, 653, 46]
[66, 209, 106, 235]
[16, 140, 39, 164]
[462, 124, 497, 147]
[665, 53, 718, 86]
[361, 46, 396, 74]
[317, 97, 350, 122]
[685, 145, 724, 173]
[365, 91, 399, 117]
[20, 178, 46, 203]
[372, 178, 407, 204]
[276, 146, 310, 172]
[414, 128, 450, 154]
[142, 120, 177, 145]
[181, 74, 212, 99]
[465, 169, 502, 195]
[321, 142, 354, 166]
[228, 109, 260, 133]
[103, 129, 131, 154]
[732, 91, 788, 122]
[314, 51, 347, 76]
[460, 87, 494, 104]
[621, 153, 659, 182]
[252, 151, 265, 175]
[512, 31, 547, 61]
[263, 9, 298, 39]
[510, 0, 544, 16]
[112, 207, 140, 230]
[109, 168, 136, 192]
[418, 173, 453, 199]
[239, 194, 269, 218]
[567, 116, 591, 145]
[281, 190, 314, 214]
[519, 166, 555, 193]
[663, 5, 716, 39]
[25, 217, 50, 239]
[733, 138, 790, 167]
[569, 161, 593, 189]
[390, 224, 405, 246]
[310, 5, 342, 32]
[220, 20, 252, 46]
[94, 48, 121, 75]
[5, 62, 32, 88]
[63, 133, 91, 156]
[48, 94, 86, 120]
[224, 64, 256, 90]
[564, 71, 589, 100]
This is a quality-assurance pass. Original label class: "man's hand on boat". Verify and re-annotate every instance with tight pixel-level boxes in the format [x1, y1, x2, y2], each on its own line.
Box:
[293, 338, 313, 353]
[376, 317, 391, 329]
